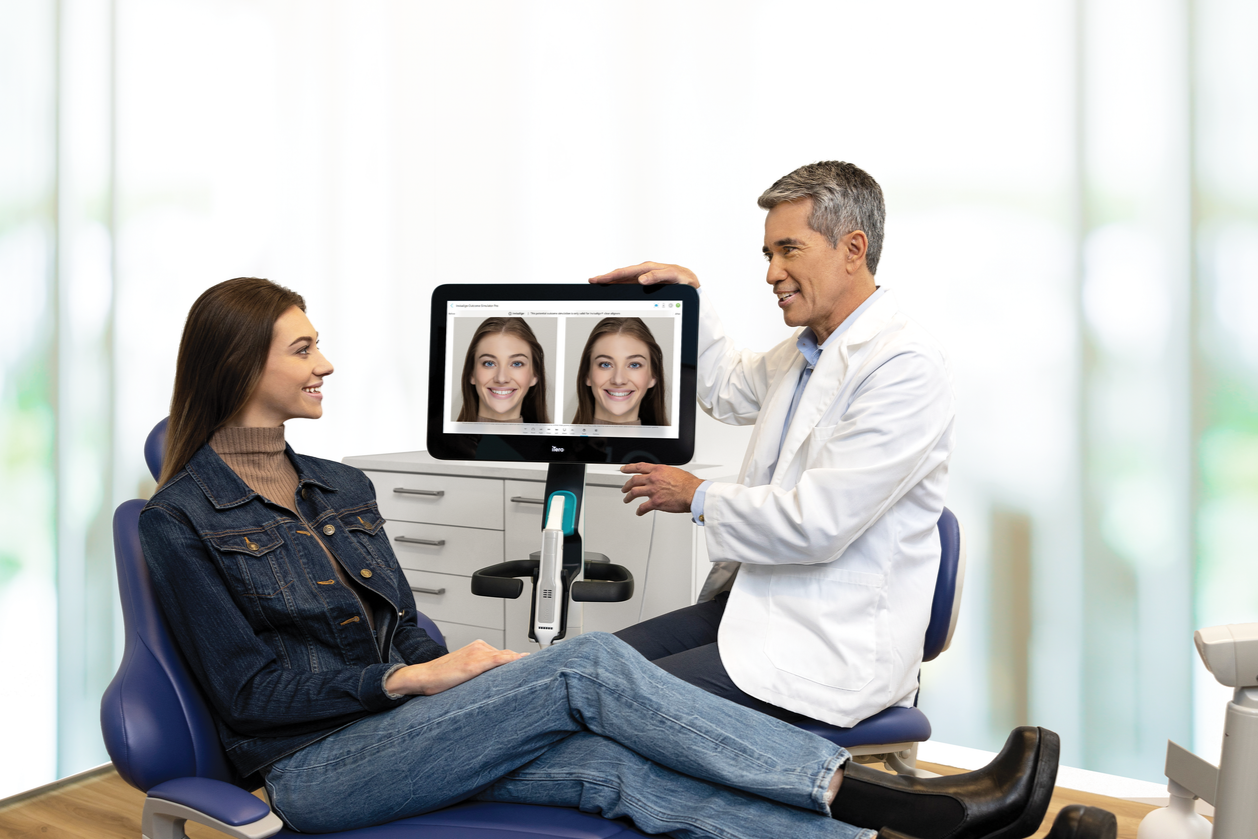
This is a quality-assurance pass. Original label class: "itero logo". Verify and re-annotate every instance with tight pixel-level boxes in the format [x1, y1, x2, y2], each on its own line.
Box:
[551, 446, 564, 452]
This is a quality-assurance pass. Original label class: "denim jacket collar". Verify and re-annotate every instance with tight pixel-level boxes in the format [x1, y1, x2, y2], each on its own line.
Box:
[183, 441, 341, 510]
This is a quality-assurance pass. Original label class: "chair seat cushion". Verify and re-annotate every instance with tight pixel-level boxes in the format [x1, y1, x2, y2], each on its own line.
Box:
[793, 704, 931, 749]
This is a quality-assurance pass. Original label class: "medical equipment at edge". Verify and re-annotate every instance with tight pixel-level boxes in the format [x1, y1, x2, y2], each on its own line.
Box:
[1138, 623, 1258, 839]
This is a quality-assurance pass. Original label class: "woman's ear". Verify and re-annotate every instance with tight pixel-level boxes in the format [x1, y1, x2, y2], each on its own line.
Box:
[530, 375, 538, 388]
[649, 377, 657, 389]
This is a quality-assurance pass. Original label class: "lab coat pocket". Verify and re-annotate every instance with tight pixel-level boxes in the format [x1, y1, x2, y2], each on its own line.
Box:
[765, 569, 882, 691]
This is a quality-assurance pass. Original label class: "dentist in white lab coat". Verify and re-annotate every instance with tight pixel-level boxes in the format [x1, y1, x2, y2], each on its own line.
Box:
[592, 161, 955, 727]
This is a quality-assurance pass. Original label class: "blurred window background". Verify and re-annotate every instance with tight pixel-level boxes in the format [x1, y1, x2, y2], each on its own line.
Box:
[1, 0, 1256, 798]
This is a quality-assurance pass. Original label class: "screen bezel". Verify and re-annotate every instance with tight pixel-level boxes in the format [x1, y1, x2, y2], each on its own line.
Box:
[427, 283, 699, 465]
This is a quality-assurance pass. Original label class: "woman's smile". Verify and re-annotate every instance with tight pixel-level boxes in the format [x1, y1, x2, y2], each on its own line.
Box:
[586, 333, 655, 423]
[471, 332, 538, 421]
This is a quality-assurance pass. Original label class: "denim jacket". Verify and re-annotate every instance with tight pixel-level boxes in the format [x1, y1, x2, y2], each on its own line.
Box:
[139, 442, 447, 778]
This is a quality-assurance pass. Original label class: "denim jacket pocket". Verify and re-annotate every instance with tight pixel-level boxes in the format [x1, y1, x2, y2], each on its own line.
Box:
[341, 508, 392, 568]
[207, 527, 295, 598]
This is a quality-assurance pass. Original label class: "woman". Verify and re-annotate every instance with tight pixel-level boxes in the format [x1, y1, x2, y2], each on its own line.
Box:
[457, 316, 550, 423]
[572, 317, 668, 426]
[140, 277, 1066, 838]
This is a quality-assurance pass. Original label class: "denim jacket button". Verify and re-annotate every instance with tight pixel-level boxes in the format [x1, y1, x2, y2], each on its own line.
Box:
[360, 569, 373, 579]
[323, 524, 336, 536]
[302, 488, 309, 500]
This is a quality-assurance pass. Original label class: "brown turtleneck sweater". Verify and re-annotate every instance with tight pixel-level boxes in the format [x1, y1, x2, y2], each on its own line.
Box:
[210, 426, 377, 631]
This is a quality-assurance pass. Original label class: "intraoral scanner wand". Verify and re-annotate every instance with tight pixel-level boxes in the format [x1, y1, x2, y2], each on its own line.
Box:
[534, 491, 574, 647]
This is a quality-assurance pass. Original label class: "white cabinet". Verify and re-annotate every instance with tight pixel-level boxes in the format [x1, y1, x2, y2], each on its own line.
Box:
[343, 451, 729, 651]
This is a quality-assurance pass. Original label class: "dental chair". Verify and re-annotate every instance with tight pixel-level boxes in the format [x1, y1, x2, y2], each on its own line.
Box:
[792, 507, 966, 775]
[101, 418, 650, 839]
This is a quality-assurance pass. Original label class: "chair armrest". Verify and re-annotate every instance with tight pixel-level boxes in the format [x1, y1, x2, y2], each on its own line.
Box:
[142, 777, 283, 839]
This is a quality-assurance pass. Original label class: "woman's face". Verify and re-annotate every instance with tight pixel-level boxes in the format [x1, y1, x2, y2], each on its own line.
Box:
[471, 332, 538, 421]
[234, 305, 334, 427]
[585, 332, 656, 423]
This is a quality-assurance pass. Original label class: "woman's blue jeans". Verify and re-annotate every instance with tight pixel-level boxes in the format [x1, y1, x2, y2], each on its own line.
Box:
[264, 632, 873, 839]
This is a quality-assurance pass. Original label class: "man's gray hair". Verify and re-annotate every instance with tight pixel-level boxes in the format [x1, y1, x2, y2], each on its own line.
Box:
[757, 161, 885, 275]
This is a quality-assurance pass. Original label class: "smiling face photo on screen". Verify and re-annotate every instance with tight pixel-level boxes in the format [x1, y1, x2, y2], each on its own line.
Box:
[572, 317, 667, 426]
[457, 317, 550, 423]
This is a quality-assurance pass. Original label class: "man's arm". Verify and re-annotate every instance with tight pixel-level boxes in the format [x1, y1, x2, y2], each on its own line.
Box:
[701, 348, 954, 567]
[592, 262, 784, 424]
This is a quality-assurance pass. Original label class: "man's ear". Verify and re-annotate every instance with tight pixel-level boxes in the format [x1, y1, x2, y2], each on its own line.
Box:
[845, 230, 868, 272]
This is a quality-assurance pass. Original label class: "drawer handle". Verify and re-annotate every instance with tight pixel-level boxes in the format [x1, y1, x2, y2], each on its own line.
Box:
[510, 496, 546, 505]
[395, 536, 446, 547]
[394, 487, 445, 497]
[410, 586, 447, 596]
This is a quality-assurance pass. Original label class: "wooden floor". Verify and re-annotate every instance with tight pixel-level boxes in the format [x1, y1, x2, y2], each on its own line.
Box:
[0, 761, 1161, 839]
[0, 766, 252, 839]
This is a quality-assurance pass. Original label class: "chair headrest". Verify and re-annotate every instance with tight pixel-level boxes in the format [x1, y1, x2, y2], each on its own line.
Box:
[145, 418, 169, 482]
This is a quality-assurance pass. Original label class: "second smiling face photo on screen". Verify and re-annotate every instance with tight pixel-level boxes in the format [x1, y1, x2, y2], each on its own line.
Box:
[567, 316, 672, 426]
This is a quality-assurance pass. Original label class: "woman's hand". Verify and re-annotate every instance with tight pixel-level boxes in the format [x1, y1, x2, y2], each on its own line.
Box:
[385, 640, 527, 696]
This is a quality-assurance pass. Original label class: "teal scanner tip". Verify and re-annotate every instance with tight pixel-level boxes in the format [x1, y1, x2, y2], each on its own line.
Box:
[545, 490, 578, 536]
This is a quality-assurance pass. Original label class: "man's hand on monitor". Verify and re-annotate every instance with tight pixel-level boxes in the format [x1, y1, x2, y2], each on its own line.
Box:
[619, 462, 703, 516]
[589, 261, 700, 288]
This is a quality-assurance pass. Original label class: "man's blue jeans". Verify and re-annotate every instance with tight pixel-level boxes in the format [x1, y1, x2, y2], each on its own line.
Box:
[264, 633, 874, 839]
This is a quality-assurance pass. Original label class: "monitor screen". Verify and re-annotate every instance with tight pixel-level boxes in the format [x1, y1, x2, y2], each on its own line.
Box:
[427, 283, 699, 464]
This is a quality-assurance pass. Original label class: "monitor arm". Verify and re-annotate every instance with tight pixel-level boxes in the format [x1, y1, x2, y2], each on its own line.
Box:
[471, 463, 634, 647]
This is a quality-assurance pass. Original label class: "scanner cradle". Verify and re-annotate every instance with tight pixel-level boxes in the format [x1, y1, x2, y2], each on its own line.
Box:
[471, 463, 634, 646]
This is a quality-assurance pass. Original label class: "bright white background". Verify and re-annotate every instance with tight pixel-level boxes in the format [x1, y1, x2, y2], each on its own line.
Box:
[2, 0, 1256, 798]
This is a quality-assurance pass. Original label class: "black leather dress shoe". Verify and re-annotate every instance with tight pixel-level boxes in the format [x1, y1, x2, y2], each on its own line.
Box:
[830, 726, 1060, 839]
[1045, 805, 1117, 839]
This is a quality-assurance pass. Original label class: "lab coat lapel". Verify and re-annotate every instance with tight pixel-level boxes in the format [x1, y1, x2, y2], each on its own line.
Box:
[740, 351, 807, 487]
[773, 346, 849, 483]
[772, 291, 899, 482]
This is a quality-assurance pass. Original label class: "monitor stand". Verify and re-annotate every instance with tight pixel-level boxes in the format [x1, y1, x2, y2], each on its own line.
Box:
[471, 462, 634, 647]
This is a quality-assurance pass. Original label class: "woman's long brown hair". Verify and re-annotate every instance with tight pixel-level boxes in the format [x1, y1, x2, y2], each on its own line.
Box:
[456, 317, 550, 423]
[571, 317, 668, 426]
[158, 277, 306, 486]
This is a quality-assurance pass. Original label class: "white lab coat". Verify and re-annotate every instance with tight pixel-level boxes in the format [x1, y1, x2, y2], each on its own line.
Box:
[697, 288, 955, 726]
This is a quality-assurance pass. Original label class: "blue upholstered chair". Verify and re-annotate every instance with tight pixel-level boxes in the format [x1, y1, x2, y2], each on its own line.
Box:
[101, 418, 650, 838]
[792, 506, 967, 775]
[102, 418, 963, 836]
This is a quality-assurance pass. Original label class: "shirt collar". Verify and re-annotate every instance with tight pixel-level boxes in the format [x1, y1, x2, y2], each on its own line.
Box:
[795, 286, 885, 369]
[184, 440, 339, 510]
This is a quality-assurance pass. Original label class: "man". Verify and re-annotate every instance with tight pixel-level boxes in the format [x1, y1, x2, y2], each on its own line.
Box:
[590, 161, 955, 728]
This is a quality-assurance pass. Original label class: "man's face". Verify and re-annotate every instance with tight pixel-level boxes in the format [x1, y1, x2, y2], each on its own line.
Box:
[762, 198, 854, 342]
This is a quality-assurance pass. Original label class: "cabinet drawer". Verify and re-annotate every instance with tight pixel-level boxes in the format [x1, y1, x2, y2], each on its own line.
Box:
[366, 471, 504, 529]
[403, 569, 503, 629]
[387, 521, 503, 576]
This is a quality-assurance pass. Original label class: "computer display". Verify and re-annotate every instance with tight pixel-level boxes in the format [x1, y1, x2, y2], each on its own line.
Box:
[427, 283, 698, 464]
